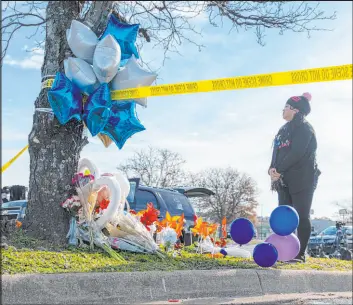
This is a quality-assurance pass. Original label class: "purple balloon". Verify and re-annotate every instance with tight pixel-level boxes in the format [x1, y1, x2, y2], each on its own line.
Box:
[265, 233, 300, 262]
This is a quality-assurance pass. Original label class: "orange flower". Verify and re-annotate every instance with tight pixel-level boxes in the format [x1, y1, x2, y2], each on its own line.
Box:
[156, 211, 183, 233]
[200, 222, 209, 238]
[95, 198, 110, 214]
[191, 217, 203, 236]
[220, 237, 227, 248]
[15, 220, 22, 228]
[191, 220, 220, 239]
[175, 222, 183, 237]
[221, 217, 227, 238]
[208, 223, 219, 236]
[139, 202, 160, 230]
[205, 253, 224, 259]
[174, 213, 184, 237]
[100, 198, 110, 210]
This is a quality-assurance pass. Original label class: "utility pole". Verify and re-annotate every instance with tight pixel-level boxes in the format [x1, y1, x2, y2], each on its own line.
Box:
[260, 204, 263, 240]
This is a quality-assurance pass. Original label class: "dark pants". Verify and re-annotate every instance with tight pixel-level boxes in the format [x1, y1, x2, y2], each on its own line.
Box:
[278, 186, 315, 257]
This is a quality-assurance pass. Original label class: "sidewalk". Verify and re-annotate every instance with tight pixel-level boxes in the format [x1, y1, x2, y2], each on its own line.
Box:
[143, 292, 353, 305]
[2, 269, 352, 304]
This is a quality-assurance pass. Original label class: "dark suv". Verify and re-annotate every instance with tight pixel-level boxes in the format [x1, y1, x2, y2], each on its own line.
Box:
[1, 200, 27, 222]
[127, 178, 214, 245]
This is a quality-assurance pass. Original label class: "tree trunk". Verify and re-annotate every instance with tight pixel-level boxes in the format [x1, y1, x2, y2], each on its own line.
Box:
[24, 1, 84, 244]
[24, 1, 115, 245]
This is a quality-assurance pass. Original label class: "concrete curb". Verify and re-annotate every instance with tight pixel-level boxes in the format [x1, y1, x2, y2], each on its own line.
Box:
[2, 269, 352, 304]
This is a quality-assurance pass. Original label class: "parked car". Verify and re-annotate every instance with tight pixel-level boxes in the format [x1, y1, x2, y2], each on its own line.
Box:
[308, 225, 352, 256]
[0, 200, 27, 222]
[127, 178, 215, 245]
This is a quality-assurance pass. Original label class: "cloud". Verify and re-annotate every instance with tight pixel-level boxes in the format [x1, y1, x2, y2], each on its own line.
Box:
[3, 48, 44, 70]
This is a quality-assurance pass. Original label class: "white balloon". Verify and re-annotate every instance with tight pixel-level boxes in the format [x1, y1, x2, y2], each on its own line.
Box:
[113, 171, 130, 197]
[66, 20, 98, 64]
[100, 171, 130, 215]
[93, 176, 121, 229]
[161, 227, 178, 245]
[111, 55, 157, 107]
[223, 246, 251, 258]
[63, 59, 72, 80]
[77, 158, 100, 179]
[93, 35, 121, 83]
[65, 57, 98, 94]
[113, 55, 157, 84]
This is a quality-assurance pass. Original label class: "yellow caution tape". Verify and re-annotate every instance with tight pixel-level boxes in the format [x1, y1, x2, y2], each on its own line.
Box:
[41, 64, 352, 100]
[41, 78, 54, 89]
[1, 145, 29, 173]
[5, 64, 351, 172]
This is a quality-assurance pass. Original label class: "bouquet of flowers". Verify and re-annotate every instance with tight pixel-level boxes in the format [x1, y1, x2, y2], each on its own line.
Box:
[61, 195, 82, 216]
[107, 211, 165, 258]
[77, 222, 126, 262]
[60, 196, 83, 246]
[60, 169, 125, 262]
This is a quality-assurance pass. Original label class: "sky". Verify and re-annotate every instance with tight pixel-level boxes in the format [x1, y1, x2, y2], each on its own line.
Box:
[1, 1, 352, 219]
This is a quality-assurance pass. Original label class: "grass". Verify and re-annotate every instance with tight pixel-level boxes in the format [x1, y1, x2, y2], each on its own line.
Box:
[1, 231, 352, 275]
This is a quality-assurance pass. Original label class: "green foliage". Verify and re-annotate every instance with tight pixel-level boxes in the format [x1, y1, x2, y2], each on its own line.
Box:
[2, 246, 351, 275]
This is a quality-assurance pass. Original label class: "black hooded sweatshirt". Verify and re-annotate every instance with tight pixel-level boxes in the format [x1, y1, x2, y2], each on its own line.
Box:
[269, 114, 320, 194]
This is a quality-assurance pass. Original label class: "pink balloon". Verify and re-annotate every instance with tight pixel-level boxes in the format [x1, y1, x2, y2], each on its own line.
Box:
[265, 233, 300, 262]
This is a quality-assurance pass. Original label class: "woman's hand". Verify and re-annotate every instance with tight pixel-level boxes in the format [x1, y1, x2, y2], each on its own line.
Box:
[269, 168, 281, 182]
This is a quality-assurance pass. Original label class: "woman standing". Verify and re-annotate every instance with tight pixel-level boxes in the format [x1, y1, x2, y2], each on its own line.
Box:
[269, 92, 321, 263]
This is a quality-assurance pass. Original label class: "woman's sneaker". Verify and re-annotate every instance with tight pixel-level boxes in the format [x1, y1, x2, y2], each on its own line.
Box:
[282, 254, 306, 264]
[294, 254, 306, 263]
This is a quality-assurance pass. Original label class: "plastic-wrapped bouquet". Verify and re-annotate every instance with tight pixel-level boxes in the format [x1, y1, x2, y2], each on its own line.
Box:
[60, 196, 83, 246]
[107, 211, 165, 258]
[60, 163, 126, 262]
[77, 222, 126, 262]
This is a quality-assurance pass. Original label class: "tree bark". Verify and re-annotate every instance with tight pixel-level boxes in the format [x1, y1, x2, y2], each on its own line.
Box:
[24, 1, 113, 245]
[24, 1, 83, 244]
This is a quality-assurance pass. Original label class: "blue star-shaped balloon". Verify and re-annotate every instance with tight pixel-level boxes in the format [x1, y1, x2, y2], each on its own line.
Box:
[100, 101, 145, 149]
[47, 73, 146, 150]
[82, 83, 112, 137]
[47, 72, 83, 125]
[99, 14, 139, 63]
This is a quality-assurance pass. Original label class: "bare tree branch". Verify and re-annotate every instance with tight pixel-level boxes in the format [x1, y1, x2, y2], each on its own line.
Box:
[1, 1, 47, 62]
[331, 198, 353, 223]
[117, 146, 186, 187]
[188, 167, 258, 224]
[2, 1, 336, 66]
